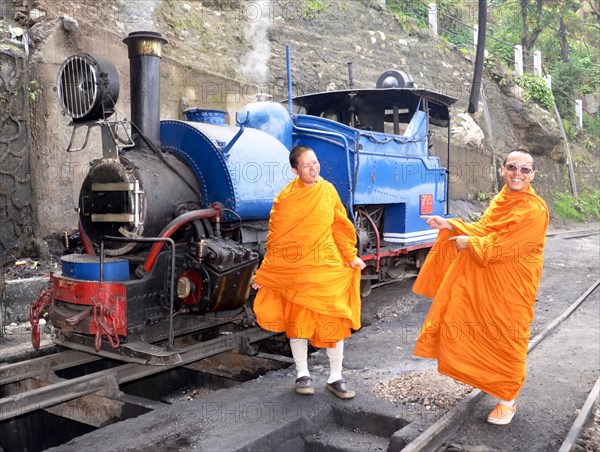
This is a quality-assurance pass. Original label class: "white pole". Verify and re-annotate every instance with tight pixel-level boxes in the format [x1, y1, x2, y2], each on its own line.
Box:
[533, 51, 542, 77]
[473, 24, 478, 51]
[545, 74, 552, 89]
[428, 3, 438, 39]
[575, 100, 583, 129]
[514, 45, 523, 77]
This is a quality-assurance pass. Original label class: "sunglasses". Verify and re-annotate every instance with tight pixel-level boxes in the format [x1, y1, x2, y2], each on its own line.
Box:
[504, 163, 534, 175]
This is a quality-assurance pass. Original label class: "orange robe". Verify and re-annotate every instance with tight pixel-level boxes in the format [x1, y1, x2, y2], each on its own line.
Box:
[413, 185, 549, 400]
[253, 177, 361, 348]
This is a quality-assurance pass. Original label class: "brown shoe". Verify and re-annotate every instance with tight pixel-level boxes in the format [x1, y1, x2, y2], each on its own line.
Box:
[326, 379, 355, 399]
[295, 376, 314, 395]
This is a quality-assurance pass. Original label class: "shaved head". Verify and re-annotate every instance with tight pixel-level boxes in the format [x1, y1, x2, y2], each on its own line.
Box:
[503, 149, 534, 169]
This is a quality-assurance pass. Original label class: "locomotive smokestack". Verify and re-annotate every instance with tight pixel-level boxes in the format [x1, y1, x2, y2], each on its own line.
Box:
[123, 31, 167, 150]
[348, 62, 354, 88]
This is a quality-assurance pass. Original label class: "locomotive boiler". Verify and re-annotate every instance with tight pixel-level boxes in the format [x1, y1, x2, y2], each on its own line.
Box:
[30, 31, 456, 363]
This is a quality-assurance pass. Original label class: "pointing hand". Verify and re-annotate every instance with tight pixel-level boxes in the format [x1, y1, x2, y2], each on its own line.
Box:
[421, 215, 452, 231]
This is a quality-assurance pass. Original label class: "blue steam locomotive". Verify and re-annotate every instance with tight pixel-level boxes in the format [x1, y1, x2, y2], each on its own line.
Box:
[30, 31, 456, 362]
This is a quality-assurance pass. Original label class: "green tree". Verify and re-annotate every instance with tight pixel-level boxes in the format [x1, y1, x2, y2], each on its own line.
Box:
[518, 0, 544, 52]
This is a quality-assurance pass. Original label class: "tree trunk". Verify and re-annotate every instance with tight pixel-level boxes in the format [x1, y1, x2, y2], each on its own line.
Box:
[520, 0, 544, 52]
[520, 0, 529, 51]
[469, 0, 487, 113]
[559, 16, 570, 62]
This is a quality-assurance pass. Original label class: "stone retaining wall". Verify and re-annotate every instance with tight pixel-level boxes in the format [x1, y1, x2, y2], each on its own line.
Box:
[0, 45, 34, 265]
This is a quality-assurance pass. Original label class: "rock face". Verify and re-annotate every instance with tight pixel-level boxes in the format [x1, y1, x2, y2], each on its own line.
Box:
[0, 0, 593, 259]
[502, 88, 563, 159]
[452, 112, 485, 149]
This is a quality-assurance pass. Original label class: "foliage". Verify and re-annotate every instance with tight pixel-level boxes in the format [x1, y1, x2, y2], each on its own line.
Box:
[554, 190, 600, 221]
[485, 1, 598, 132]
[387, 0, 428, 27]
[437, 0, 476, 48]
[388, 1, 597, 102]
[468, 212, 483, 222]
[561, 119, 578, 141]
[488, 1, 600, 144]
[486, 5, 521, 66]
[476, 191, 493, 202]
[387, 0, 599, 142]
[582, 113, 600, 144]
[388, 0, 476, 47]
[158, 0, 206, 37]
[590, 63, 600, 94]
[27, 80, 42, 103]
[515, 73, 555, 110]
[551, 58, 596, 121]
[298, 0, 329, 21]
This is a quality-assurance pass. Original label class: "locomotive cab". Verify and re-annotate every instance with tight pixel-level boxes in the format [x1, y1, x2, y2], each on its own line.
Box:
[288, 69, 456, 294]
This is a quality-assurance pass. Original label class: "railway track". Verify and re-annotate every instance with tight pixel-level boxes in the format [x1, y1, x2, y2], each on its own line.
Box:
[0, 327, 277, 423]
[546, 228, 600, 239]
[400, 278, 600, 452]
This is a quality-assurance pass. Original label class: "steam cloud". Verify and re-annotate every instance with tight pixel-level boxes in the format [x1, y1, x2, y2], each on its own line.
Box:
[240, 1, 272, 84]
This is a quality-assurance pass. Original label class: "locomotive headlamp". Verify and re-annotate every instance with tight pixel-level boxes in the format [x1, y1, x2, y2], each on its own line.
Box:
[376, 70, 414, 89]
[57, 53, 120, 122]
[177, 277, 193, 299]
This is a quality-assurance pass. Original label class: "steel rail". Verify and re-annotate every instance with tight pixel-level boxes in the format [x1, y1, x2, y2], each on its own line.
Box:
[0, 350, 101, 386]
[401, 278, 600, 451]
[558, 377, 600, 452]
[528, 279, 599, 352]
[546, 228, 600, 238]
[0, 327, 273, 421]
[561, 231, 600, 240]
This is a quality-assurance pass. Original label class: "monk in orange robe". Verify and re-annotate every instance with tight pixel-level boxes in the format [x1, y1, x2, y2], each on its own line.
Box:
[413, 149, 549, 425]
[252, 145, 365, 399]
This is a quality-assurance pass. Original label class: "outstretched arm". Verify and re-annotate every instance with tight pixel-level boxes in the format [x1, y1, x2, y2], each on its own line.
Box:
[422, 215, 454, 231]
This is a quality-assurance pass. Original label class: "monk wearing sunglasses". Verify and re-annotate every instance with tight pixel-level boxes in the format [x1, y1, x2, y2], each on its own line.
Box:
[414, 149, 548, 425]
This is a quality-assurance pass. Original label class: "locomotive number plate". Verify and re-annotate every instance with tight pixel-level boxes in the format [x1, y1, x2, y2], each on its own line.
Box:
[420, 194, 433, 215]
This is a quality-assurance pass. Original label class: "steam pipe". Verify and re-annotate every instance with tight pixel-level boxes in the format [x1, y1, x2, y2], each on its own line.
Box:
[79, 220, 96, 256]
[286, 44, 292, 115]
[446, 111, 451, 215]
[143, 206, 221, 273]
[347, 62, 354, 88]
